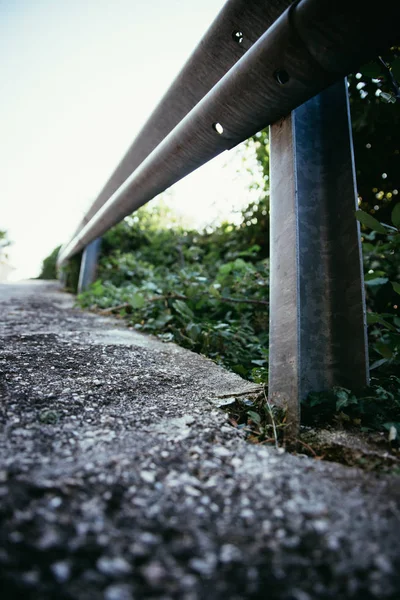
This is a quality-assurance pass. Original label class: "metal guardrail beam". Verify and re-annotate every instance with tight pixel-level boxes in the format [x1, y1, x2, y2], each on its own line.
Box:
[61, 0, 293, 253]
[58, 0, 399, 265]
[269, 80, 369, 437]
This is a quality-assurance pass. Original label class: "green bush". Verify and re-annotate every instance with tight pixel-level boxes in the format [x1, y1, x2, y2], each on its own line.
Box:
[79, 203, 270, 382]
[37, 246, 61, 279]
[0, 229, 11, 262]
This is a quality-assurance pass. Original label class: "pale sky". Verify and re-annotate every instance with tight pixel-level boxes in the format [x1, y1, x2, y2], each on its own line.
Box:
[0, 0, 261, 280]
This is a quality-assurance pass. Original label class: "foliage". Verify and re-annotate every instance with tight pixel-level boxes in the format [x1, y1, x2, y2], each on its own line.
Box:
[349, 49, 400, 224]
[39, 245, 81, 291]
[0, 229, 11, 262]
[302, 380, 400, 435]
[356, 203, 400, 376]
[79, 203, 270, 381]
[300, 204, 400, 434]
[60, 252, 82, 293]
[37, 245, 61, 279]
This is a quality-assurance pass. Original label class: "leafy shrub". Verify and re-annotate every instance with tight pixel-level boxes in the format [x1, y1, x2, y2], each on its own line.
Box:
[0, 229, 11, 262]
[79, 204, 270, 382]
[37, 245, 61, 279]
[356, 204, 400, 377]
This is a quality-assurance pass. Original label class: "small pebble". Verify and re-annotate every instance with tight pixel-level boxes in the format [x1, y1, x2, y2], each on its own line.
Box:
[140, 470, 156, 484]
[51, 561, 70, 582]
[97, 556, 131, 577]
[104, 583, 134, 600]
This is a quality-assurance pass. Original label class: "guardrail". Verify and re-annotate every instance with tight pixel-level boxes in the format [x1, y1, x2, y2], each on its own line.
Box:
[58, 0, 400, 436]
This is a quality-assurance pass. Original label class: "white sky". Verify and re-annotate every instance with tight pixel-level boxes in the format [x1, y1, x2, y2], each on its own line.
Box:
[0, 0, 261, 280]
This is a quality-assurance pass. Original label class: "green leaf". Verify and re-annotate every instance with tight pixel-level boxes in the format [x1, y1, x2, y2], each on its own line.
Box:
[218, 263, 233, 275]
[232, 364, 248, 376]
[391, 281, 400, 296]
[367, 313, 397, 331]
[306, 391, 330, 408]
[369, 358, 388, 370]
[213, 323, 229, 330]
[365, 277, 388, 286]
[247, 410, 261, 425]
[172, 299, 194, 320]
[130, 293, 145, 309]
[361, 242, 375, 252]
[364, 271, 386, 281]
[186, 322, 201, 341]
[375, 343, 393, 359]
[391, 203, 400, 229]
[91, 280, 105, 297]
[355, 210, 387, 234]
[334, 388, 358, 412]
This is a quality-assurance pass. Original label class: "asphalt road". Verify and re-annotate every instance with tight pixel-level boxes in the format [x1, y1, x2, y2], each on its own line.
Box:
[0, 281, 399, 599]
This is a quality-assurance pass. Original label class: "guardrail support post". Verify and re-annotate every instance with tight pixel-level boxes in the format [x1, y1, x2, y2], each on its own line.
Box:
[77, 238, 102, 294]
[59, 267, 67, 288]
[268, 79, 369, 439]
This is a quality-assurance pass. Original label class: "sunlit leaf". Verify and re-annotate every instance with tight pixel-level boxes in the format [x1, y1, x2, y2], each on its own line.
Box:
[365, 277, 388, 286]
[251, 359, 267, 366]
[130, 293, 145, 309]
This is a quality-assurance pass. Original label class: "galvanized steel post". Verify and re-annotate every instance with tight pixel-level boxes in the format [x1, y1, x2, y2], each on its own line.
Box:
[269, 80, 369, 438]
[77, 238, 102, 294]
[58, 267, 67, 288]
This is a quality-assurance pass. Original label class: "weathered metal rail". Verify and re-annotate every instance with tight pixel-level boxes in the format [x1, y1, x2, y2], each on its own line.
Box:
[58, 0, 399, 264]
[58, 0, 400, 435]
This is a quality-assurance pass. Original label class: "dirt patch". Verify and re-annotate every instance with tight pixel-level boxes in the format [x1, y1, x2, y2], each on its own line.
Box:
[298, 427, 400, 474]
